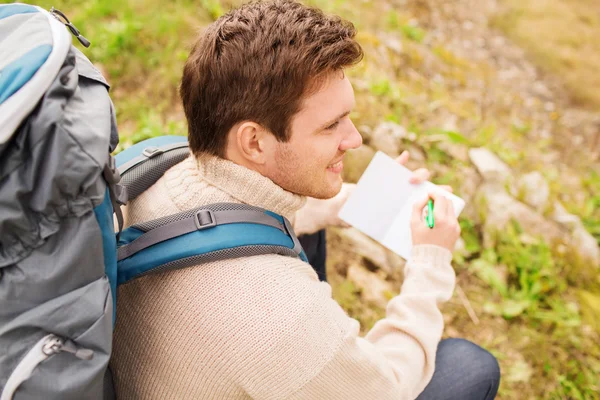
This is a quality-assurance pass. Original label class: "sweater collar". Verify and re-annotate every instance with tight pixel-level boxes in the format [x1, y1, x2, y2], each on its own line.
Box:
[189, 154, 306, 221]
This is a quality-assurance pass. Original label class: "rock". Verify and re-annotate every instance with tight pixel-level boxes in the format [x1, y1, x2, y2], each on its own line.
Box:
[343, 145, 376, 183]
[572, 225, 600, 267]
[479, 184, 600, 266]
[370, 122, 406, 157]
[551, 202, 581, 230]
[384, 249, 406, 282]
[458, 166, 482, 210]
[358, 125, 372, 143]
[339, 228, 392, 276]
[405, 144, 426, 162]
[477, 183, 564, 247]
[454, 237, 467, 256]
[439, 141, 469, 162]
[383, 36, 403, 54]
[552, 202, 600, 266]
[468, 147, 512, 183]
[347, 264, 394, 308]
[514, 171, 550, 212]
[532, 81, 553, 100]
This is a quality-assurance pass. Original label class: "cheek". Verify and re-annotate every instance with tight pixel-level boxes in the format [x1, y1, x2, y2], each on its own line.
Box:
[312, 135, 343, 161]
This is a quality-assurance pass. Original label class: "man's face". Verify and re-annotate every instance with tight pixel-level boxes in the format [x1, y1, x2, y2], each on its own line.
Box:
[263, 72, 363, 199]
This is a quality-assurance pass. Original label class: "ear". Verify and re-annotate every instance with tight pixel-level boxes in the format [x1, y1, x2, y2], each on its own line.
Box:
[233, 121, 273, 165]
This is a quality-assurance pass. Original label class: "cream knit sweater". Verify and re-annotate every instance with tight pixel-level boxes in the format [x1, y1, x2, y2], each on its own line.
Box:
[111, 154, 456, 400]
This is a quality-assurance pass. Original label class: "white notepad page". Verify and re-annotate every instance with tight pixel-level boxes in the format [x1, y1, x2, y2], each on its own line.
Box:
[338, 151, 466, 260]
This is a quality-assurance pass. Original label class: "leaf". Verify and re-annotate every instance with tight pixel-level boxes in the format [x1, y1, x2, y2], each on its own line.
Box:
[471, 259, 508, 296]
[501, 299, 530, 319]
[506, 359, 533, 383]
[441, 130, 469, 144]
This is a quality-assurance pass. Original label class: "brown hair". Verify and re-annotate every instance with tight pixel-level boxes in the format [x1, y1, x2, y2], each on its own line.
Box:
[180, 0, 363, 157]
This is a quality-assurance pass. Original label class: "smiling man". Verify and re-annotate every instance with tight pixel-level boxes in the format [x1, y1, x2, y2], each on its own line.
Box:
[110, 1, 500, 399]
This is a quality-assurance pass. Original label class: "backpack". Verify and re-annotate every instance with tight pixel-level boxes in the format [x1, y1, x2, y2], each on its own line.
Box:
[0, 5, 306, 399]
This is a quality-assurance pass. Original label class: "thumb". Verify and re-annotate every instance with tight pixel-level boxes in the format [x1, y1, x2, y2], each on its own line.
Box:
[395, 150, 409, 166]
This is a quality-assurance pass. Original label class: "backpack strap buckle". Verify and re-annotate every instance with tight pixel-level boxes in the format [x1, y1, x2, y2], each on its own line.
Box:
[194, 210, 217, 230]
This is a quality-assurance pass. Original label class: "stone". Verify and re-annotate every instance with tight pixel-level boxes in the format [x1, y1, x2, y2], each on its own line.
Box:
[478, 184, 600, 266]
[347, 264, 395, 308]
[384, 36, 403, 54]
[551, 202, 581, 231]
[468, 147, 512, 183]
[342, 145, 376, 183]
[458, 166, 482, 209]
[572, 225, 600, 267]
[515, 171, 550, 212]
[370, 122, 406, 157]
[339, 228, 392, 275]
[358, 125, 372, 143]
[532, 81, 553, 100]
[439, 141, 469, 162]
[551, 202, 600, 266]
[454, 237, 467, 256]
[477, 183, 564, 247]
[405, 144, 426, 162]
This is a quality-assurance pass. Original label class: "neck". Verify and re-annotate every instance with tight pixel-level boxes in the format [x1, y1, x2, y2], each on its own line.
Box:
[188, 154, 306, 221]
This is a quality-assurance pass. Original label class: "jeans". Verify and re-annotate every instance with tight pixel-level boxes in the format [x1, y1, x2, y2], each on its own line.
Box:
[298, 230, 501, 400]
[416, 338, 500, 400]
[298, 229, 327, 282]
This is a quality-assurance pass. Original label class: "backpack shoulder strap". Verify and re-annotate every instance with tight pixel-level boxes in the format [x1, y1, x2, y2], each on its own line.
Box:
[115, 135, 189, 201]
[113, 136, 308, 286]
[116, 203, 307, 285]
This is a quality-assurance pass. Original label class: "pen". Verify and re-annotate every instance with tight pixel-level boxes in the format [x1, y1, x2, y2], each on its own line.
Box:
[426, 199, 435, 229]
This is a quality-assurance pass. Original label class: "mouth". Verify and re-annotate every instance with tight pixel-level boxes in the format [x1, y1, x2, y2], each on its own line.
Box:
[327, 157, 344, 173]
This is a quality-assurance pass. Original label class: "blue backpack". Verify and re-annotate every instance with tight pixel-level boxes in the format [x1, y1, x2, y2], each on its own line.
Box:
[0, 5, 306, 399]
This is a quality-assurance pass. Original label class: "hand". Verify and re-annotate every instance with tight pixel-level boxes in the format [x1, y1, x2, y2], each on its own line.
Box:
[396, 150, 453, 193]
[294, 183, 355, 235]
[410, 191, 461, 252]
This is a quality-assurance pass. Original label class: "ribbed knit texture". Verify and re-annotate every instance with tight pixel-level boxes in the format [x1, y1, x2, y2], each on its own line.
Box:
[111, 154, 456, 400]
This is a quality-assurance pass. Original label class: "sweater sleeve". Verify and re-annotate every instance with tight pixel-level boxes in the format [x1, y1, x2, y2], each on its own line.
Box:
[287, 244, 455, 400]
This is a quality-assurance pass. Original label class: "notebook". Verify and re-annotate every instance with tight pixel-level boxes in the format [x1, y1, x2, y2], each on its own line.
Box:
[338, 151, 466, 260]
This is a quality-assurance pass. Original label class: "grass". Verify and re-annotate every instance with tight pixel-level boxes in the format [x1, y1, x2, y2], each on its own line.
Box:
[20, 0, 600, 398]
[492, 0, 600, 111]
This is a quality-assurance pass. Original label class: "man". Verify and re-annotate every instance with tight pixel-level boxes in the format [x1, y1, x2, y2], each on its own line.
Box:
[111, 1, 500, 399]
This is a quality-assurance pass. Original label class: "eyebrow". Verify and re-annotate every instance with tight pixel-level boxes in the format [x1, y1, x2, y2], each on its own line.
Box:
[318, 110, 351, 131]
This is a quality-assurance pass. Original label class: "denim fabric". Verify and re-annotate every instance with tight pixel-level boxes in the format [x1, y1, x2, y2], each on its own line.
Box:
[298, 229, 327, 282]
[416, 338, 500, 400]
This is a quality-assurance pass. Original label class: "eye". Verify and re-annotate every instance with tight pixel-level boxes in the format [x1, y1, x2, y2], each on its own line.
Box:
[325, 121, 340, 131]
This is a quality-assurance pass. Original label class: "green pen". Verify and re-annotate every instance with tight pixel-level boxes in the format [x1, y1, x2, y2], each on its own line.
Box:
[426, 199, 435, 229]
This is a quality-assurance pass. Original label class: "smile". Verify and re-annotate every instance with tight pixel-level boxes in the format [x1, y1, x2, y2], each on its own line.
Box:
[327, 159, 344, 173]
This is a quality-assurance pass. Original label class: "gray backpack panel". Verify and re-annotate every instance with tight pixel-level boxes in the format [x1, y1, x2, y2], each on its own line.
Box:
[0, 12, 117, 398]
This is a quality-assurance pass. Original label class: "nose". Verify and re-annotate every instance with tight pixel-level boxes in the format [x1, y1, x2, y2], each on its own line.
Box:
[339, 120, 363, 151]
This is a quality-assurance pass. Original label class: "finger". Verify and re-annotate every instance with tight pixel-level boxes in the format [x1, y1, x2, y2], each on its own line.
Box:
[447, 201, 456, 219]
[411, 194, 430, 224]
[444, 195, 453, 215]
[409, 168, 431, 184]
[395, 150, 409, 166]
[439, 185, 453, 193]
[430, 192, 450, 219]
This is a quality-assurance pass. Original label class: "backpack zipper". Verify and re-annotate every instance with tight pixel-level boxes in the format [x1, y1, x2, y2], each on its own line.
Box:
[0, 334, 94, 400]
